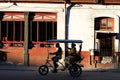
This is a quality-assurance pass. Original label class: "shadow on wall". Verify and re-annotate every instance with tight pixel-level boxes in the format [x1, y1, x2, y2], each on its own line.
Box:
[0, 51, 7, 61]
[0, 40, 7, 61]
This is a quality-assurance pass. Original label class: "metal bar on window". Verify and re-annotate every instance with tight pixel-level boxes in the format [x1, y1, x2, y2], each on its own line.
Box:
[37, 21, 39, 41]
[38, 22, 40, 41]
[52, 22, 54, 39]
[41, 21, 43, 41]
[0, 21, 1, 40]
[45, 22, 47, 41]
[20, 21, 22, 41]
[13, 21, 15, 41]
[6, 21, 8, 40]
[30, 21, 32, 41]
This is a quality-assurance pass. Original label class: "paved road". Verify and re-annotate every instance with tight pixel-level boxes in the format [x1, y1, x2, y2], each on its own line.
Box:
[0, 65, 120, 80]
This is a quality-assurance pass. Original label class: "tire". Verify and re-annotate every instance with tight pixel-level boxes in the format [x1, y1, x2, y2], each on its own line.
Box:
[38, 65, 49, 75]
[69, 64, 82, 77]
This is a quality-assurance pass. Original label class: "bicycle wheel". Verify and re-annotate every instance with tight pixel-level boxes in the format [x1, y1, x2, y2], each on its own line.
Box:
[69, 64, 82, 77]
[38, 65, 49, 75]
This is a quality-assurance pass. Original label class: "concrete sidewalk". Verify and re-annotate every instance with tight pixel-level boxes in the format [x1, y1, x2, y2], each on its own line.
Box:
[0, 61, 120, 73]
[0, 61, 38, 71]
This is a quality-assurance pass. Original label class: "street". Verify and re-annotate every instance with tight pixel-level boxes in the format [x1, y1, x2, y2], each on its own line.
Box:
[0, 66, 120, 80]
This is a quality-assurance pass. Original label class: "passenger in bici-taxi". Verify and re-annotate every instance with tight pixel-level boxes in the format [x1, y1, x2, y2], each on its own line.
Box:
[65, 43, 77, 65]
[65, 43, 83, 66]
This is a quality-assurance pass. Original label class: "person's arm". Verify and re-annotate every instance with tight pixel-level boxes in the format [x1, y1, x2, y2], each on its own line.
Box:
[67, 47, 71, 50]
[50, 52, 55, 55]
[49, 49, 57, 55]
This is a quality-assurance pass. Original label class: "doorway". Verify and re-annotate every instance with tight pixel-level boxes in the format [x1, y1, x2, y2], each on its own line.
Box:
[94, 17, 116, 64]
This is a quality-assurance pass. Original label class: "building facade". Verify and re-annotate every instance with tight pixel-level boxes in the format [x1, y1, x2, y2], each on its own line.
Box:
[0, 0, 120, 69]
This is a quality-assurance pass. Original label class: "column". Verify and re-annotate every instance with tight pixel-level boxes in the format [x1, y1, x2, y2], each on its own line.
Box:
[24, 12, 29, 66]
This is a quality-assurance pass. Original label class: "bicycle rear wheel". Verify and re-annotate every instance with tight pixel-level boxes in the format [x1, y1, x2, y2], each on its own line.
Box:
[69, 64, 82, 77]
[38, 65, 49, 75]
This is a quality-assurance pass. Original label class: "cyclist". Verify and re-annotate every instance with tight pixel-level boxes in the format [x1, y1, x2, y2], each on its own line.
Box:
[50, 43, 62, 73]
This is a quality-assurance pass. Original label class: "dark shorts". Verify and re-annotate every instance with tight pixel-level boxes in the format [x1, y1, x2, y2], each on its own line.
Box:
[52, 56, 59, 62]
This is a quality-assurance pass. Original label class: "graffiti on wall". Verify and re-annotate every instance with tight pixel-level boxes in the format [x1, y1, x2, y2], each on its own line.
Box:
[101, 56, 113, 64]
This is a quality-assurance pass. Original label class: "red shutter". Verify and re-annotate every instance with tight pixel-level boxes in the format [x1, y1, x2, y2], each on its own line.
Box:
[2, 12, 25, 21]
[32, 12, 57, 21]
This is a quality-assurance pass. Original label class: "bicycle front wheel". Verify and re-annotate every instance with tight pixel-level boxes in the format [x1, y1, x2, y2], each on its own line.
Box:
[38, 65, 49, 75]
[69, 64, 82, 77]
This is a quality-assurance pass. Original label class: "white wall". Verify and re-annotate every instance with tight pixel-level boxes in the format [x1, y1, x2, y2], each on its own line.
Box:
[0, 3, 64, 12]
[67, 4, 120, 51]
[68, 8, 94, 51]
[1, 3, 120, 52]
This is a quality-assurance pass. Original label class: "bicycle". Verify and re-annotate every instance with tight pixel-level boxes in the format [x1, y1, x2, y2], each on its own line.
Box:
[38, 50, 83, 77]
[38, 39, 83, 77]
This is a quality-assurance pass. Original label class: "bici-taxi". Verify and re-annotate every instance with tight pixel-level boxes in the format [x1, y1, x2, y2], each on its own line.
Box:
[38, 39, 84, 77]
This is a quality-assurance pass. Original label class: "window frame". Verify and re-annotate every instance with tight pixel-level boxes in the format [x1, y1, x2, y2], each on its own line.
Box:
[0, 12, 57, 48]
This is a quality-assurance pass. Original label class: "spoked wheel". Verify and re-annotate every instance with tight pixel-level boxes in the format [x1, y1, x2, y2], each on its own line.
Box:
[69, 64, 82, 77]
[38, 65, 49, 75]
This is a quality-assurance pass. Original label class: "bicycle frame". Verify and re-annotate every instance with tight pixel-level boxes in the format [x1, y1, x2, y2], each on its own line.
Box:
[45, 50, 66, 71]
[45, 51, 53, 68]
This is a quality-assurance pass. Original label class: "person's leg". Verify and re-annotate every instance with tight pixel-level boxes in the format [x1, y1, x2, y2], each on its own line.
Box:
[53, 61, 58, 72]
[52, 56, 59, 73]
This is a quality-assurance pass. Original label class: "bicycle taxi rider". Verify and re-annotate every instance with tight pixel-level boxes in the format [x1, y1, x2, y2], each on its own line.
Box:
[49, 43, 62, 73]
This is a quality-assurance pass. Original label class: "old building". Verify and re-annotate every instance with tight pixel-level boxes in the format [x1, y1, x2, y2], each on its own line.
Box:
[0, 0, 120, 69]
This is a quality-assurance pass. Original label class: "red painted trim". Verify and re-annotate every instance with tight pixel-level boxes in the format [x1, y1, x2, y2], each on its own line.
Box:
[2, 12, 57, 21]
[2, 12, 25, 21]
[32, 13, 57, 21]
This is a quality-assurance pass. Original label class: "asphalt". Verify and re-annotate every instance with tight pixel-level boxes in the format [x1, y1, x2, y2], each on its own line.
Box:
[0, 61, 120, 73]
[0, 61, 38, 71]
